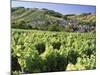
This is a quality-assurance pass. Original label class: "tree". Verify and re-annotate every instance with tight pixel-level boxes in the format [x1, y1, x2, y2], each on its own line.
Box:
[48, 24, 60, 31]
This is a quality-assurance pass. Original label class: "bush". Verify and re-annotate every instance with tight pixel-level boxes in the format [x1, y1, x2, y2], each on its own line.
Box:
[41, 50, 68, 72]
[82, 48, 95, 58]
[35, 43, 45, 54]
[56, 55, 68, 71]
[24, 55, 41, 73]
[67, 50, 79, 64]
[52, 42, 61, 50]
[11, 55, 21, 72]
[48, 24, 60, 31]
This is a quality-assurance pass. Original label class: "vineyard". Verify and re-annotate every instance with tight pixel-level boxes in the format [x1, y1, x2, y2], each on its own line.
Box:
[11, 29, 96, 74]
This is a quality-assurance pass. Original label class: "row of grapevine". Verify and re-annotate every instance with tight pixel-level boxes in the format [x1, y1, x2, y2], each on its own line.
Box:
[11, 29, 96, 74]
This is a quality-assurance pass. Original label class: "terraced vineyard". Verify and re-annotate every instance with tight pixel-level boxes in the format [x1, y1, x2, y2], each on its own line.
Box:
[11, 7, 96, 33]
[11, 29, 96, 74]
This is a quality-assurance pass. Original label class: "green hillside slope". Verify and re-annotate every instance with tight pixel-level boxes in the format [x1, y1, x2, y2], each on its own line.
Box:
[11, 7, 96, 32]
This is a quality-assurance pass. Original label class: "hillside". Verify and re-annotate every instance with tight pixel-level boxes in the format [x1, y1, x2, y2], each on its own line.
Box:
[11, 7, 96, 32]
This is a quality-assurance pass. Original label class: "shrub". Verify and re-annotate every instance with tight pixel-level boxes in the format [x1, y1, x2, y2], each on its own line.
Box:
[67, 50, 79, 64]
[35, 43, 45, 54]
[11, 55, 21, 72]
[52, 42, 61, 50]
